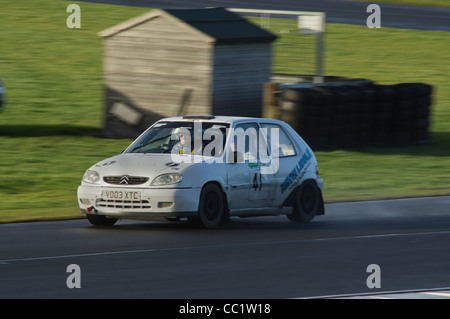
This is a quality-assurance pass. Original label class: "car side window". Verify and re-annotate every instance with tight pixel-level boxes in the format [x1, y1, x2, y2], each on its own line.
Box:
[232, 123, 268, 162]
[260, 123, 297, 157]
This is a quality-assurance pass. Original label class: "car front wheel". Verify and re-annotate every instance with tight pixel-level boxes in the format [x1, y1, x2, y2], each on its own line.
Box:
[86, 214, 118, 226]
[197, 183, 225, 229]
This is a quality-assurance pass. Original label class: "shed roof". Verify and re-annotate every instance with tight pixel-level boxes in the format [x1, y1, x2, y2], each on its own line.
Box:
[99, 7, 277, 44]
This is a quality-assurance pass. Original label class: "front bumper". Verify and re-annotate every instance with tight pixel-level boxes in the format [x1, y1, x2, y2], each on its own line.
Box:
[77, 185, 201, 219]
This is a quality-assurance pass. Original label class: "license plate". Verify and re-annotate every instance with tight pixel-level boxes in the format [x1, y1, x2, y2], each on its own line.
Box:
[101, 190, 141, 201]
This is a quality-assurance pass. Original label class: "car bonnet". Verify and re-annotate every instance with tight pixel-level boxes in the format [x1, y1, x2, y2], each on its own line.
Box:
[90, 153, 197, 183]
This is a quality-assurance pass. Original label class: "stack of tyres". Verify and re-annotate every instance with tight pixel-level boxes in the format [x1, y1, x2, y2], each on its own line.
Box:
[371, 84, 396, 147]
[281, 87, 332, 150]
[406, 83, 432, 145]
[330, 85, 362, 149]
[308, 87, 334, 149]
[280, 82, 432, 150]
[359, 85, 377, 146]
[367, 83, 433, 146]
[369, 83, 433, 146]
[390, 83, 415, 146]
[345, 85, 364, 149]
[322, 86, 351, 149]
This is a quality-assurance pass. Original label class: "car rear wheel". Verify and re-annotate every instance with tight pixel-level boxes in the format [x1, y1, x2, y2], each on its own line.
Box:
[86, 214, 118, 226]
[287, 180, 320, 224]
[197, 183, 225, 229]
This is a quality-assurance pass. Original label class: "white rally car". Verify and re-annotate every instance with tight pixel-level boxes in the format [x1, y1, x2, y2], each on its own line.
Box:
[77, 115, 325, 228]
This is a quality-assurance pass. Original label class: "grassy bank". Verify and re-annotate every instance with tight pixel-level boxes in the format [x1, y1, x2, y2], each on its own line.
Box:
[0, 1, 449, 222]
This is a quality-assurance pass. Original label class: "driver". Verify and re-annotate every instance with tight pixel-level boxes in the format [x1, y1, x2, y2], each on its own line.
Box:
[172, 128, 201, 155]
[179, 133, 193, 154]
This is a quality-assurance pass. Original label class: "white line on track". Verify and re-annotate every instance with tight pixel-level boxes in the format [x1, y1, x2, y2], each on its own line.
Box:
[2, 229, 450, 265]
[300, 287, 450, 299]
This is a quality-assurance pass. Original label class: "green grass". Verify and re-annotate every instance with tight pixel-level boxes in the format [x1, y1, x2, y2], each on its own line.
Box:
[0, 0, 147, 222]
[0, 135, 131, 223]
[0, 0, 449, 222]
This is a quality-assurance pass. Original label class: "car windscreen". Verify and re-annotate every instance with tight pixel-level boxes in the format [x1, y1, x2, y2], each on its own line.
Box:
[124, 121, 230, 156]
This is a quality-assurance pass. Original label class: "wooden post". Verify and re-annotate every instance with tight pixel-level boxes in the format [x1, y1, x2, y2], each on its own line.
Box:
[262, 82, 280, 119]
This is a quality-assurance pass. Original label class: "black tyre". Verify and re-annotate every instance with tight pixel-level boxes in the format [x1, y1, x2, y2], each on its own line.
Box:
[287, 180, 321, 224]
[408, 83, 433, 97]
[86, 214, 118, 226]
[413, 96, 432, 108]
[197, 183, 225, 229]
[392, 83, 413, 100]
[283, 88, 325, 106]
[360, 87, 377, 104]
[377, 85, 396, 103]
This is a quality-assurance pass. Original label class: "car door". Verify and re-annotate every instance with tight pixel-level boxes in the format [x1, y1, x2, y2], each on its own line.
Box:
[246, 123, 272, 204]
[234, 122, 275, 204]
[259, 122, 302, 206]
[226, 122, 272, 208]
[226, 161, 250, 209]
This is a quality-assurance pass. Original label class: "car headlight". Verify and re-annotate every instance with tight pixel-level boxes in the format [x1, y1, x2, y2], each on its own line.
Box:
[151, 173, 183, 186]
[83, 170, 100, 184]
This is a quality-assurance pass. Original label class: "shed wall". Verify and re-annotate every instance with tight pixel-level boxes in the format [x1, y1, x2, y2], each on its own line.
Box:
[103, 15, 213, 138]
[211, 43, 272, 117]
[102, 12, 274, 138]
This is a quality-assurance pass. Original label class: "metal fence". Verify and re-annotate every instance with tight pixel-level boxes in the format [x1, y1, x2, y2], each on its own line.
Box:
[230, 8, 326, 83]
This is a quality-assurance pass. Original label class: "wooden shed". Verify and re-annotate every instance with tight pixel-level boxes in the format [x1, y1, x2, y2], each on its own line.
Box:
[99, 7, 276, 138]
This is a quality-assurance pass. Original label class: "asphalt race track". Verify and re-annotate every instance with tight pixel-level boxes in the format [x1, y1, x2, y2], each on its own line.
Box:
[1, 196, 450, 299]
[77, 0, 450, 32]
[18, 0, 445, 301]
